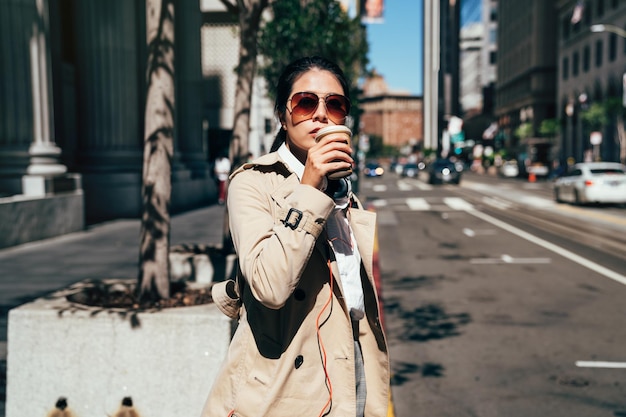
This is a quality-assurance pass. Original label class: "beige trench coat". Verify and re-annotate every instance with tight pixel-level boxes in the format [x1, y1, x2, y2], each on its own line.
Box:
[202, 152, 390, 417]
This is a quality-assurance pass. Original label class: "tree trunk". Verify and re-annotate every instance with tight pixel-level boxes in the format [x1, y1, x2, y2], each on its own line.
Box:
[138, 0, 175, 303]
[228, 0, 268, 168]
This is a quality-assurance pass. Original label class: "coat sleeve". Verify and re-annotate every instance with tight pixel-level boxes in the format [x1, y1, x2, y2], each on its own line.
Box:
[227, 170, 335, 309]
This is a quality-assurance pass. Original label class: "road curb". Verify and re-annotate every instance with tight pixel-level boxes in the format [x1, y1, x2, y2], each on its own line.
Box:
[366, 202, 396, 417]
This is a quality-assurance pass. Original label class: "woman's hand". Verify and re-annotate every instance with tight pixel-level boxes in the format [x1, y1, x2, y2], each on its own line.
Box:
[301, 134, 354, 190]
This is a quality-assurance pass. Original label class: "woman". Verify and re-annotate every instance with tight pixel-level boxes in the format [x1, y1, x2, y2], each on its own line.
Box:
[203, 56, 389, 417]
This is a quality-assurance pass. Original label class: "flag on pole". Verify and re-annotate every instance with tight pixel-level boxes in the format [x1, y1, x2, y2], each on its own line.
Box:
[571, 1, 584, 24]
[360, 0, 384, 24]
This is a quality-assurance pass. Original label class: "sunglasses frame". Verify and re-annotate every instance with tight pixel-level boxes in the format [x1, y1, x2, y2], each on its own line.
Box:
[287, 91, 351, 124]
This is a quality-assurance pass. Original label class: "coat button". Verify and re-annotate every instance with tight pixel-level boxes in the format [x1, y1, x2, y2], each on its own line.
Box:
[295, 355, 304, 369]
[294, 288, 306, 301]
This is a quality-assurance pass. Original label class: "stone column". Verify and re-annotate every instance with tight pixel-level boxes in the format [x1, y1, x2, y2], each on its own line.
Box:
[72, 0, 144, 221]
[0, 0, 68, 196]
[73, 0, 143, 168]
[176, 1, 209, 176]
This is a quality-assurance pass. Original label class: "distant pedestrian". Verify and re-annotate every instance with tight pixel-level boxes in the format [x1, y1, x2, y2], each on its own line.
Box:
[202, 56, 390, 417]
[213, 153, 231, 205]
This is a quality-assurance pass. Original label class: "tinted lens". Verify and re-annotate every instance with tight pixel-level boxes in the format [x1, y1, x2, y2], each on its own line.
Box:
[291, 92, 320, 118]
[289, 92, 350, 124]
[325, 95, 350, 123]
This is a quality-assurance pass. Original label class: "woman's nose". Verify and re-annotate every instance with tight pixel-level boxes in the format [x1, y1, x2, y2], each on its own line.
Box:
[312, 98, 329, 122]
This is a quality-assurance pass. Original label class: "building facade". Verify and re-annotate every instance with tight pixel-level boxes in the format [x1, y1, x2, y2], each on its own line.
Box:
[0, 0, 274, 248]
[359, 95, 424, 148]
[494, 0, 558, 149]
[360, 73, 423, 150]
[460, 22, 484, 116]
[556, 0, 626, 165]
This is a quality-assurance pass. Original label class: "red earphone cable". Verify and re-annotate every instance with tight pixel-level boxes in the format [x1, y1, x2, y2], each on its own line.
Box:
[316, 259, 334, 417]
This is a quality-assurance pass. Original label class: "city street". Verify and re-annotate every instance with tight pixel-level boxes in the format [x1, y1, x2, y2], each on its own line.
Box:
[1, 168, 625, 417]
[359, 169, 626, 417]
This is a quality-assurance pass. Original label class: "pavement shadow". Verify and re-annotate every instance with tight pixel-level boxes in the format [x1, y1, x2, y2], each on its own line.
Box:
[385, 299, 470, 385]
[384, 273, 445, 290]
[384, 297, 471, 342]
[391, 361, 445, 386]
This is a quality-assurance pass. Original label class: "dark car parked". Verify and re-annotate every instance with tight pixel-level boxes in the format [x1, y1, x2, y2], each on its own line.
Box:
[401, 161, 425, 178]
[363, 161, 385, 177]
[428, 158, 462, 184]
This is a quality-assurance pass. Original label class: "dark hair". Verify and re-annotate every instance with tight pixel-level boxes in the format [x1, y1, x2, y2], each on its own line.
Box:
[270, 56, 350, 152]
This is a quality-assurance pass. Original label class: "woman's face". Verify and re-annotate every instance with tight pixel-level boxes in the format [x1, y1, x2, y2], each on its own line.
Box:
[283, 68, 346, 164]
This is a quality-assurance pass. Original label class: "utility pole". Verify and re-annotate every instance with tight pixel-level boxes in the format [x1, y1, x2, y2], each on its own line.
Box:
[423, 0, 440, 153]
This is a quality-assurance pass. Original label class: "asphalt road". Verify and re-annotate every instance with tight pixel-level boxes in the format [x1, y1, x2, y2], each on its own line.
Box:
[359, 169, 626, 417]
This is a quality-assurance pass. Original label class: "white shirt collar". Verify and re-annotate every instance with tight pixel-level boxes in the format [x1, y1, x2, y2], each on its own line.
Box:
[277, 143, 304, 180]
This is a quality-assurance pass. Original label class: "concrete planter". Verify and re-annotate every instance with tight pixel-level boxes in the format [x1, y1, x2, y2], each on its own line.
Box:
[6, 279, 232, 417]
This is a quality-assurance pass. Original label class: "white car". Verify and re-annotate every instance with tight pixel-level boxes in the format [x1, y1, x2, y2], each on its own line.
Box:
[499, 160, 519, 178]
[553, 162, 626, 204]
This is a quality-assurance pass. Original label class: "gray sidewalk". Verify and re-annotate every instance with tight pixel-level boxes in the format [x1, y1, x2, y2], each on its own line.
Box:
[0, 204, 227, 416]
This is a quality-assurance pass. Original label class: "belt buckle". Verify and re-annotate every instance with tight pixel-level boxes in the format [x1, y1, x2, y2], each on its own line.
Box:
[282, 207, 303, 230]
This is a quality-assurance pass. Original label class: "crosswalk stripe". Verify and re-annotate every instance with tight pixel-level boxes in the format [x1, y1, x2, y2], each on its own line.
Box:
[443, 197, 474, 211]
[372, 184, 387, 192]
[395, 179, 433, 191]
[397, 180, 412, 191]
[372, 197, 476, 211]
[406, 197, 431, 211]
[414, 182, 434, 191]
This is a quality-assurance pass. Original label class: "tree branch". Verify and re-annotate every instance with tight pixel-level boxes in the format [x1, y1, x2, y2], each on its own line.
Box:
[218, 0, 239, 14]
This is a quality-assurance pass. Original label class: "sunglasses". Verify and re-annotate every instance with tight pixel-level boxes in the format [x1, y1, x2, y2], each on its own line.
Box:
[287, 91, 351, 124]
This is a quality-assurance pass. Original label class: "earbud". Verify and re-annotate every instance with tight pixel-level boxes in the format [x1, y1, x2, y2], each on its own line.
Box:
[325, 178, 350, 199]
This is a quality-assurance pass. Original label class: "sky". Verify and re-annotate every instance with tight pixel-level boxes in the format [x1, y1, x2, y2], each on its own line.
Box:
[363, 0, 481, 97]
[364, 0, 424, 96]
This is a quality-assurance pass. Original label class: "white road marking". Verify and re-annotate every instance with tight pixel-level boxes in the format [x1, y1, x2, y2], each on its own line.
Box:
[463, 228, 497, 237]
[464, 208, 626, 286]
[482, 196, 513, 210]
[522, 196, 555, 208]
[443, 197, 474, 211]
[406, 198, 431, 211]
[372, 184, 387, 192]
[470, 254, 552, 264]
[371, 199, 388, 208]
[413, 181, 433, 191]
[576, 361, 626, 369]
[397, 180, 412, 191]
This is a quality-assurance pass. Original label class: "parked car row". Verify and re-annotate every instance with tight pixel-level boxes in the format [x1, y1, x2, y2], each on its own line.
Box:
[360, 156, 626, 206]
[398, 158, 463, 184]
[553, 162, 626, 205]
[427, 158, 463, 184]
[363, 161, 385, 177]
[401, 162, 425, 178]
[363, 158, 465, 185]
[499, 160, 520, 178]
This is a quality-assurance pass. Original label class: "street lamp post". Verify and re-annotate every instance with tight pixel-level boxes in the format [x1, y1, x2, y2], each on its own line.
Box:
[590, 23, 626, 38]
[588, 24, 626, 163]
